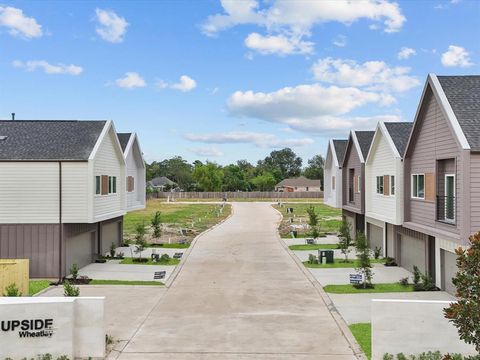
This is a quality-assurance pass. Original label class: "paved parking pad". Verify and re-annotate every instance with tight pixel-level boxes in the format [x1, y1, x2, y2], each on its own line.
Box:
[78, 261, 175, 282]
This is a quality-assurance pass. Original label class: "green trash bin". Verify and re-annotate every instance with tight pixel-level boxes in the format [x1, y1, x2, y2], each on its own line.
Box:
[318, 250, 335, 264]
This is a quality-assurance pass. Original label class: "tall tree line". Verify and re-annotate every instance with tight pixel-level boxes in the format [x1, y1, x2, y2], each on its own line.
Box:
[146, 148, 324, 192]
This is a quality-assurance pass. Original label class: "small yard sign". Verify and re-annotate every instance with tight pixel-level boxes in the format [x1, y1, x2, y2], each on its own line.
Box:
[349, 274, 363, 285]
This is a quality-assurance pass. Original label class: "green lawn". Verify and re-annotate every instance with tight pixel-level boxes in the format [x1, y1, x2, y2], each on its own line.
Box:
[124, 200, 231, 234]
[89, 279, 164, 286]
[147, 243, 190, 249]
[29, 280, 51, 296]
[273, 202, 342, 236]
[288, 244, 338, 251]
[120, 257, 180, 266]
[324, 283, 414, 294]
[349, 323, 371, 359]
[303, 258, 385, 268]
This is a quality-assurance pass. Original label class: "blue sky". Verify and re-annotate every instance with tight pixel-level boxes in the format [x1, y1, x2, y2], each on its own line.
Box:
[1, 0, 479, 165]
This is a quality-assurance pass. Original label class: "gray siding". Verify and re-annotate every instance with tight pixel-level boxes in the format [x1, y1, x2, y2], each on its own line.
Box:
[342, 140, 364, 213]
[0, 224, 60, 278]
[405, 89, 462, 238]
[469, 154, 480, 235]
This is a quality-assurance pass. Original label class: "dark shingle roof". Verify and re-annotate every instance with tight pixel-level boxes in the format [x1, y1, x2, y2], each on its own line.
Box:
[276, 176, 320, 188]
[0, 120, 107, 160]
[332, 139, 347, 164]
[117, 133, 132, 152]
[148, 176, 176, 187]
[437, 75, 480, 150]
[383, 122, 413, 156]
[354, 131, 375, 159]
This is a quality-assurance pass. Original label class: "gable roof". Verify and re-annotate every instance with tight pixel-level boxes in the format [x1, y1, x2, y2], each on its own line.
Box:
[332, 139, 348, 167]
[355, 131, 375, 160]
[0, 120, 107, 161]
[276, 176, 320, 188]
[117, 133, 132, 152]
[383, 122, 413, 156]
[437, 75, 480, 151]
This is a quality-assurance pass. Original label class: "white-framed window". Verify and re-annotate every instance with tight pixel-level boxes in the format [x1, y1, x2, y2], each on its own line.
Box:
[95, 176, 101, 195]
[356, 176, 361, 193]
[411, 174, 425, 199]
[390, 175, 395, 195]
[376, 176, 384, 194]
[444, 174, 455, 222]
[108, 176, 117, 194]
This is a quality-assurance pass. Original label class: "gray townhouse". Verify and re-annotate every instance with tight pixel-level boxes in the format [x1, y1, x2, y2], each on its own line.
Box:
[341, 130, 375, 239]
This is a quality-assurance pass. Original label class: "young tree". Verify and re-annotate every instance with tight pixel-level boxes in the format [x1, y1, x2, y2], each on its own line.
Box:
[134, 222, 147, 259]
[151, 211, 162, 238]
[338, 219, 353, 262]
[306, 206, 320, 238]
[355, 231, 373, 289]
[444, 231, 480, 352]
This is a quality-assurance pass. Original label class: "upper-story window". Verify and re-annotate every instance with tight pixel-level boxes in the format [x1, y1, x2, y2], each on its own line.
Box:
[376, 176, 384, 194]
[356, 175, 361, 193]
[390, 175, 395, 195]
[108, 176, 117, 194]
[95, 176, 101, 195]
[411, 174, 425, 199]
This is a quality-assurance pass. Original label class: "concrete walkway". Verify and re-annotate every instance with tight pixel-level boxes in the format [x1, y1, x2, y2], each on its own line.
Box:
[117, 202, 358, 359]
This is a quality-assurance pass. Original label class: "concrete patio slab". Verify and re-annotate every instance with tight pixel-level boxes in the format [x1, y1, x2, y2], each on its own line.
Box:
[41, 285, 167, 341]
[115, 246, 186, 258]
[78, 261, 175, 282]
[329, 291, 455, 324]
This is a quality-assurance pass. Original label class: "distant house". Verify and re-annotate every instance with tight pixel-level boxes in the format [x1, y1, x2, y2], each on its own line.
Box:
[147, 176, 177, 191]
[0, 120, 144, 278]
[118, 133, 146, 211]
[275, 176, 321, 192]
[324, 139, 348, 208]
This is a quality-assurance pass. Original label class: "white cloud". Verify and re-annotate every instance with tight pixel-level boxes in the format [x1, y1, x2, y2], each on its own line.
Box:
[185, 131, 314, 148]
[397, 47, 416, 60]
[244, 32, 313, 55]
[0, 6, 42, 38]
[12, 60, 83, 75]
[441, 45, 473, 67]
[95, 8, 128, 43]
[157, 75, 197, 92]
[312, 57, 420, 92]
[332, 35, 347, 47]
[189, 146, 224, 157]
[115, 72, 146, 88]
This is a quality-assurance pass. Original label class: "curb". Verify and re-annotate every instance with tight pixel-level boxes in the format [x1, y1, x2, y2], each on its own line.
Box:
[271, 206, 367, 360]
[164, 203, 235, 288]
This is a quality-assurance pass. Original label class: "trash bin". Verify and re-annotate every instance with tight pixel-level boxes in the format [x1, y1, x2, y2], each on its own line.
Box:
[292, 230, 298, 238]
[318, 250, 334, 264]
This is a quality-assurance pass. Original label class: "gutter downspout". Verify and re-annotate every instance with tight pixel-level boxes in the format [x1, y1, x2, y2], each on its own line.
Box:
[58, 161, 63, 282]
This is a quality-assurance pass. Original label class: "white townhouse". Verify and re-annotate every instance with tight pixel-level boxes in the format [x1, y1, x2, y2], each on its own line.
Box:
[118, 133, 146, 212]
[324, 139, 347, 208]
[0, 120, 143, 278]
[365, 121, 413, 257]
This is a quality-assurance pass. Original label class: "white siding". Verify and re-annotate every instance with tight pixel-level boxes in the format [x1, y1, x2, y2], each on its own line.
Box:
[125, 138, 146, 211]
[62, 162, 89, 223]
[365, 129, 404, 225]
[324, 144, 343, 208]
[0, 162, 59, 223]
[93, 128, 126, 221]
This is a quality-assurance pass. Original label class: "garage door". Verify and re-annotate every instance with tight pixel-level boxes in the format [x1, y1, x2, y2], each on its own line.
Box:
[344, 214, 355, 240]
[399, 234, 426, 273]
[441, 249, 457, 295]
[101, 221, 121, 256]
[66, 231, 95, 272]
[367, 223, 383, 252]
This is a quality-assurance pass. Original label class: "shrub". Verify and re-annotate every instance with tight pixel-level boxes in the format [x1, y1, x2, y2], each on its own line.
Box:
[398, 277, 409, 286]
[110, 242, 116, 257]
[413, 265, 421, 286]
[106, 334, 114, 345]
[160, 253, 171, 262]
[308, 254, 318, 264]
[373, 246, 382, 259]
[355, 231, 373, 288]
[69, 263, 78, 281]
[338, 219, 352, 262]
[444, 231, 480, 353]
[63, 280, 80, 297]
[412, 266, 438, 292]
[151, 211, 162, 238]
[383, 352, 480, 360]
[384, 257, 398, 266]
[3, 283, 21, 297]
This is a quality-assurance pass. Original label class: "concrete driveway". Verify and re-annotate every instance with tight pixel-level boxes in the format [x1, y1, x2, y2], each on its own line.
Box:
[117, 202, 358, 360]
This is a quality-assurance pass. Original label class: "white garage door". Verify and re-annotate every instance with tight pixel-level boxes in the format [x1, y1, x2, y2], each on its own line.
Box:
[66, 231, 95, 272]
[367, 223, 383, 252]
[441, 249, 457, 295]
[101, 221, 121, 256]
[399, 234, 426, 273]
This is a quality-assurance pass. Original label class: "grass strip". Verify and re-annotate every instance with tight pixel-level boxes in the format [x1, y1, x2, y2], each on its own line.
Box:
[120, 257, 180, 266]
[349, 323, 371, 359]
[303, 258, 385, 268]
[324, 283, 414, 294]
[29, 280, 51, 296]
[288, 244, 338, 250]
[146, 243, 189, 249]
[89, 279, 164, 286]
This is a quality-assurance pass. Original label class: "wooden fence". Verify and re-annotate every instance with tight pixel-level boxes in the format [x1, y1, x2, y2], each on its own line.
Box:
[148, 191, 323, 200]
[0, 259, 29, 296]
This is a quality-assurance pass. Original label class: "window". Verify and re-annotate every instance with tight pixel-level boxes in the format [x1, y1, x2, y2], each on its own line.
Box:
[95, 176, 101, 195]
[390, 175, 395, 195]
[411, 174, 425, 199]
[348, 169, 354, 202]
[306, 186, 309, 191]
[376, 176, 384, 194]
[444, 174, 455, 221]
[113, 176, 117, 193]
[108, 176, 117, 194]
[356, 176, 361, 193]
